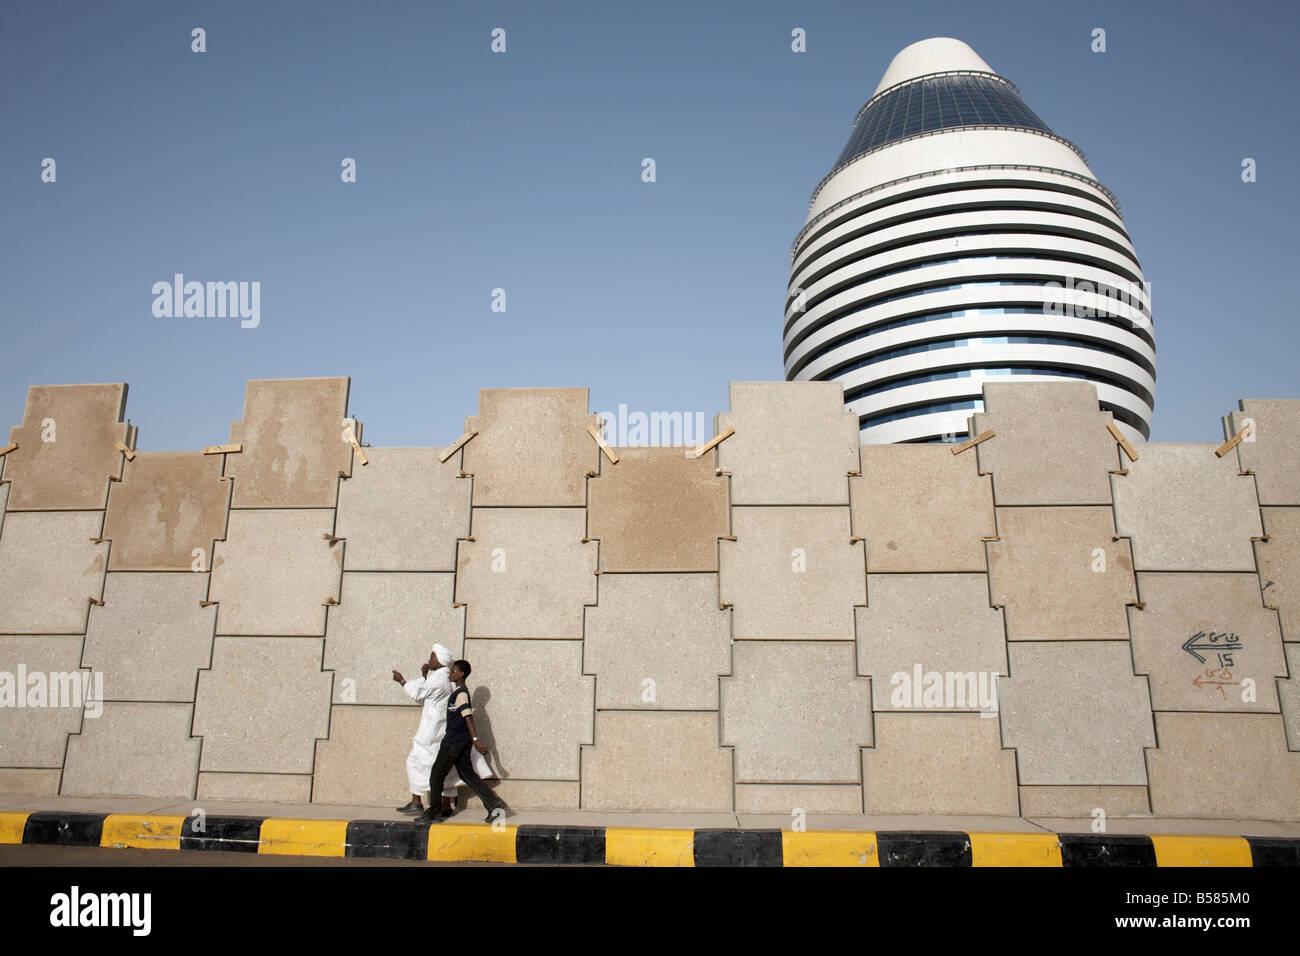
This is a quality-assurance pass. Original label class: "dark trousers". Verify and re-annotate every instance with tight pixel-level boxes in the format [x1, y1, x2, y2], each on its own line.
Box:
[428, 737, 500, 811]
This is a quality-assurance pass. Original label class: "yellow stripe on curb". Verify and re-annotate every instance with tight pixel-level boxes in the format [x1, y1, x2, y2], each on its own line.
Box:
[0, 812, 30, 845]
[970, 832, 1063, 867]
[1150, 834, 1253, 868]
[100, 814, 188, 851]
[782, 830, 880, 867]
[260, 818, 349, 858]
[426, 823, 517, 863]
[605, 828, 695, 867]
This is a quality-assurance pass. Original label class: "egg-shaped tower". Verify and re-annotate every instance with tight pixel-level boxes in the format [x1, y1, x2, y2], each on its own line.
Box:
[785, 37, 1154, 444]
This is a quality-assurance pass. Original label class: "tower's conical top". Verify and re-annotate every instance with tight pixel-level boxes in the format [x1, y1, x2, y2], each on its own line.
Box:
[872, 37, 995, 95]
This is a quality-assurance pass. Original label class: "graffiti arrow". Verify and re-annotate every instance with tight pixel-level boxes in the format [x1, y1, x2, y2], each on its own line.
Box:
[1182, 631, 1242, 664]
[1192, 674, 1239, 688]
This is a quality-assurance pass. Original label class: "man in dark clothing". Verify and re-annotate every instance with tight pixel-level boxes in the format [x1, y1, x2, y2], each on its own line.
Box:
[424, 660, 507, 823]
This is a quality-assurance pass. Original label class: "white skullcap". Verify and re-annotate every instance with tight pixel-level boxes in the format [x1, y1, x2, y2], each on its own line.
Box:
[431, 644, 454, 668]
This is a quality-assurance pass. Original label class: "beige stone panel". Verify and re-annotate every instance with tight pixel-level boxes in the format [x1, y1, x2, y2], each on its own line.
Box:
[719, 507, 865, 640]
[324, 573, 462, 704]
[971, 381, 1119, 506]
[335, 447, 470, 571]
[734, 784, 862, 814]
[209, 510, 341, 636]
[0, 769, 62, 795]
[716, 382, 860, 505]
[1113, 444, 1262, 571]
[488, 779, 580, 809]
[0, 511, 107, 634]
[1020, 786, 1150, 818]
[1000, 642, 1155, 785]
[196, 772, 312, 804]
[581, 712, 732, 811]
[721, 642, 872, 783]
[0, 636, 88, 767]
[457, 509, 595, 639]
[1280, 644, 1300, 751]
[1231, 400, 1300, 505]
[461, 639, 593, 779]
[312, 705, 420, 806]
[193, 638, 331, 773]
[4, 383, 128, 510]
[587, 448, 728, 572]
[1259, 508, 1300, 642]
[584, 574, 730, 710]
[62, 702, 200, 798]
[857, 575, 1006, 711]
[1147, 713, 1300, 819]
[989, 507, 1135, 640]
[853, 445, 994, 572]
[1131, 573, 1285, 712]
[862, 713, 1019, 815]
[83, 573, 216, 702]
[224, 377, 354, 509]
[102, 451, 229, 571]
[462, 388, 598, 507]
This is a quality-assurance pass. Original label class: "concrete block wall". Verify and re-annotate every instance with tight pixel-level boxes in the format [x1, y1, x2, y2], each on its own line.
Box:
[0, 378, 1297, 821]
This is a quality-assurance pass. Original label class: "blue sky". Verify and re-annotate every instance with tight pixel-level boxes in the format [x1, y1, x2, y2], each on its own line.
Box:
[2, 0, 1296, 449]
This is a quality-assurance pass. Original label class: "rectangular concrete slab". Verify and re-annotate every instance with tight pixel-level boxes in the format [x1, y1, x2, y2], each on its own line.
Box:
[462, 388, 598, 506]
[1113, 444, 1263, 571]
[1258, 507, 1300, 642]
[83, 573, 216, 702]
[193, 638, 332, 773]
[312, 705, 419, 807]
[101, 450, 229, 571]
[1131, 572, 1285, 712]
[584, 574, 730, 710]
[716, 382, 861, 505]
[721, 642, 872, 783]
[862, 713, 1019, 816]
[0, 636, 89, 767]
[0, 770, 62, 796]
[196, 772, 313, 804]
[209, 509, 342, 636]
[4, 383, 129, 510]
[733, 784, 862, 814]
[1147, 713, 1300, 820]
[334, 447, 470, 571]
[581, 712, 732, 811]
[989, 507, 1136, 640]
[1230, 399, 1300, 505]
[1000, 642, 1155, 785]
[1279, 644, 1300, 751]
[586, 447, 729, 572]
[857, 574, 1007, 712]
[62, 702, 200, 798]
[224, 377, 354, 508]
[1019, 786, 1151, 818]
[0, 511, 107, 634]
[457, 509, 596, 639]
[461, 639, 594, 779]
[971, 381, 1120, 505]
[853, 445, 995, 572]
[719, 507, 865, 640]
[324, 572, 462, 704]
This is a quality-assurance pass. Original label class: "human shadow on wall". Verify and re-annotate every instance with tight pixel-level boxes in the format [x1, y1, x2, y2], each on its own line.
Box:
[472, 686, 509, 783]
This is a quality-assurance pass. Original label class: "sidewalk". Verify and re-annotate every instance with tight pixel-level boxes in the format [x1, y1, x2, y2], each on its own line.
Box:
[3, 795, 1299, 866]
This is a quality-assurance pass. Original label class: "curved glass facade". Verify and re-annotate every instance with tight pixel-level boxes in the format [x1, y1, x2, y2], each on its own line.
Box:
[834, 73, 1054, 169]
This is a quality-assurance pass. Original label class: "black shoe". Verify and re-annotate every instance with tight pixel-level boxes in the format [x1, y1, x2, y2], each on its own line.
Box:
[421, 808, 441, 823]
[484, 804, 508, 824]
[440, 808, 455, 820]
[396, 803, 423, 815]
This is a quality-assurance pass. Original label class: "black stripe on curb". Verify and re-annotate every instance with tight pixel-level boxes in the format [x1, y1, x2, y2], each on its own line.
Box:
[877, 831, 972, 867]
[179, 815, 263, 853]
[23, 812, 106, 847]
[1058, 833, 1156, 867]
[1246, 837, 1300, 867]
[692, 829, 783, 867]
[345, 820, 430, 861]
[515, 825, 605, 865]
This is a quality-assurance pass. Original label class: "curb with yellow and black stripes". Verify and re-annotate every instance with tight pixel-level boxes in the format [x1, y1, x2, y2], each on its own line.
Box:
[3, 810, 1298, 866]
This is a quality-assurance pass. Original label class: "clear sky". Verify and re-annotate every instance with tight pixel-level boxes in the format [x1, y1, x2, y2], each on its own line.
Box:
[2, 0, 1296, 450]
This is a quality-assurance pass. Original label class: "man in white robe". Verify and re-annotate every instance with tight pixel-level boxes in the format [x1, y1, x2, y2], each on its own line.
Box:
[392, 644, 492, 815]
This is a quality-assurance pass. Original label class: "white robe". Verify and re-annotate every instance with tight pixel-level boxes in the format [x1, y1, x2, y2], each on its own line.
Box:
[403, 667, 492, 797]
